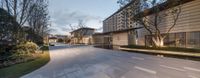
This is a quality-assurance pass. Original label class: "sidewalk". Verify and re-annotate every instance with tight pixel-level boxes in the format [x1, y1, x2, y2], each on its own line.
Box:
[119, 47, 200, 58]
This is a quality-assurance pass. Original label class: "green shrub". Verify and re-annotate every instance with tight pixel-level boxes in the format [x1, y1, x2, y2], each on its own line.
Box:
[0, 42, 40, 68]
[7, 42, 35, 59]
[40, 46, 49, 51]
[16, 41, 38, 53]
[26, 42, 38, 53]
[57, 38, 64, 42]
[11, 42, 38, 62]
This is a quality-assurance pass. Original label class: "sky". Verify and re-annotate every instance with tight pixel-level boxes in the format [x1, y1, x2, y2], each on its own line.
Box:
[49, 0, 119, 35]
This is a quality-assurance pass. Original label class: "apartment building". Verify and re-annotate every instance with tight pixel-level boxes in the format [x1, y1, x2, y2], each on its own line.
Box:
[103, 0, 200, 48]
[102, 0, 141, 49]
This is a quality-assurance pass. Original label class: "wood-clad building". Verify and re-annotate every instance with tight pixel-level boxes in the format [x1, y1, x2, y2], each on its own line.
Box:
[103, 0, 200, 48]
[138, 0, 200, 48]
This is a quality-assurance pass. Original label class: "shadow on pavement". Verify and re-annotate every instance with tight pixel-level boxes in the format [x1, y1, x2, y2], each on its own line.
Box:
[49, 45, 87, 51]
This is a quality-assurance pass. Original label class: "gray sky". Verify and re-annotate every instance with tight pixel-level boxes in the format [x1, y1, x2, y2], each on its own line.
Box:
[49, 0, 119, 35]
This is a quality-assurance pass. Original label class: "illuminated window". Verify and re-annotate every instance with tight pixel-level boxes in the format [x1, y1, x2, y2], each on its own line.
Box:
[175, 32, 186, 47]
[164, 33, 176, 47]
[187, 32, 200, 48]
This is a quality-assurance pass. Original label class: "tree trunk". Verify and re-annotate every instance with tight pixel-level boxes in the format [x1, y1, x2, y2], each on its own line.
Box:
[152, 36, 164, 47]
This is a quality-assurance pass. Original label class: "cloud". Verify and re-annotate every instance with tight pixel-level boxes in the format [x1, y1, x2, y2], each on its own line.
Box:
[49, 9, 103, 35]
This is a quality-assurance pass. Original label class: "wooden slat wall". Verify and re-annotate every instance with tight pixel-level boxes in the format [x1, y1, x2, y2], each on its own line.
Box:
[137, 0, 200, 45]
[160, 0, 200, 33]
[113, 32, 129, 46]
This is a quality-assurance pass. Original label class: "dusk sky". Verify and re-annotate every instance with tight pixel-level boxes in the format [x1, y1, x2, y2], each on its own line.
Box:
[49, 0, 119, 35]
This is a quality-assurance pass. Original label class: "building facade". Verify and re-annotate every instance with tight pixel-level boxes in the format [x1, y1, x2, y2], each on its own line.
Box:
[102, 0, 141, 48]
[70, 27, 95, 45]
[103, 0, 200, 48]
[92, 33, 104, 45]
[48, 37, 57, 43]
[137, 0, 200, 48]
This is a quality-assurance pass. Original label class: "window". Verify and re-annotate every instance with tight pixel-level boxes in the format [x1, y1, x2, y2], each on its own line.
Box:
[145, 35, 153, 46]
[164, 33, 176, 47]
[135, 31, 138, 39]
[164, 34, 169, 46]
[175, 32, 186, 47]
[187, 32, 200, 48]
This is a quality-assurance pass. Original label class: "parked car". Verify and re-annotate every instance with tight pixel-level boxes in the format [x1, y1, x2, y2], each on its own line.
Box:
[49, 43, 55, 46]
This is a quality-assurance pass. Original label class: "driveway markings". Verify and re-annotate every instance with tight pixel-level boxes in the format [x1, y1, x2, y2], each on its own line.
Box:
[160, 65, 185, 71]
[188, 75, 198, 78]
[184, 67, 200, 72]
[131, 57, 144, 60]
[134, 66, 157, 74]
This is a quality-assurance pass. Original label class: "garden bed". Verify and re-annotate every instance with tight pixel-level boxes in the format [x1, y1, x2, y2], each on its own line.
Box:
[0, 46, 50, 78]
[121, 45, 200, 53]
[0, 42, 40, 68]
[120, 45, 200, 61]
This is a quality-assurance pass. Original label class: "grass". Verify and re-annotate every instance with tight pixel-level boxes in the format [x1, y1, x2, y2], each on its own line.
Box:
[122, 45, 200, 53]
[0, 46, 50, 78]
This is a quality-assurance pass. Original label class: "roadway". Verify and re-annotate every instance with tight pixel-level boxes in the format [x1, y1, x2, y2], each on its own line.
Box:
[22, 45, 200, 78]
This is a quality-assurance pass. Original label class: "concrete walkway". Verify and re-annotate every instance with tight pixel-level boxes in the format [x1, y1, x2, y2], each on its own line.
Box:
[22, 45, 200, 78]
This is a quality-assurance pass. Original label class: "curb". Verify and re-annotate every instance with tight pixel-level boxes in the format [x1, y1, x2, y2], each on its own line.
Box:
[119, 47, 200, 58]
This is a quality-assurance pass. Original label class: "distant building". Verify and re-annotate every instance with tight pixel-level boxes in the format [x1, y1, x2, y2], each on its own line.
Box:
[92, 33, 105, 46]
[48, 37, 57, 43]
[55, 35, 69, 43]
[70, 27, 95, 45]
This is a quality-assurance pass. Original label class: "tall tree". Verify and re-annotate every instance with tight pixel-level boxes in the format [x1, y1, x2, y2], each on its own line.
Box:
[28, 0, 49, 37]
[27, 0, 49, 44]
[69, 19, 94, 44]
[77, 20, 88, 43]
[1, 0, 35, 25]
[0, 8, 18, 41]
[117, 0, 132, 7]
[131, 0, 182, 47]
[0, 0, 36, 40]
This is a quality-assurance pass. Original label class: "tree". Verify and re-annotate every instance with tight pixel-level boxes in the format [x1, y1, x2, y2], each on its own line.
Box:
[27, 0, 49, 37]
[57, 38, 64, 43]
[0, 8, 18, 41]
[1, 0, 36, 26]
[132, 0, 182, 47]
[0, 0, 36, 41]
[75, 20, 87, 44]
[69, 19, 94, 44]
[117, 0, 132, 7]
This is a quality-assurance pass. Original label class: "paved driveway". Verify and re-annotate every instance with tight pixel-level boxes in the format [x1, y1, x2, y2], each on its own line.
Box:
[22, 45, 200, 78]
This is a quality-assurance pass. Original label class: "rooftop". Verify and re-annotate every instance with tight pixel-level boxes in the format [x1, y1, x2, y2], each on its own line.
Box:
[70, 27, 95, 33]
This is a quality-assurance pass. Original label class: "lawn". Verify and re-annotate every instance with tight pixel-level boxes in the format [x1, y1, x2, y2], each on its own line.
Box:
[0, 46, 50, 78]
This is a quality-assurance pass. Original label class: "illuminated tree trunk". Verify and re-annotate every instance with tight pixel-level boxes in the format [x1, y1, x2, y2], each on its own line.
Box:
[152, 36, 164, 47]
